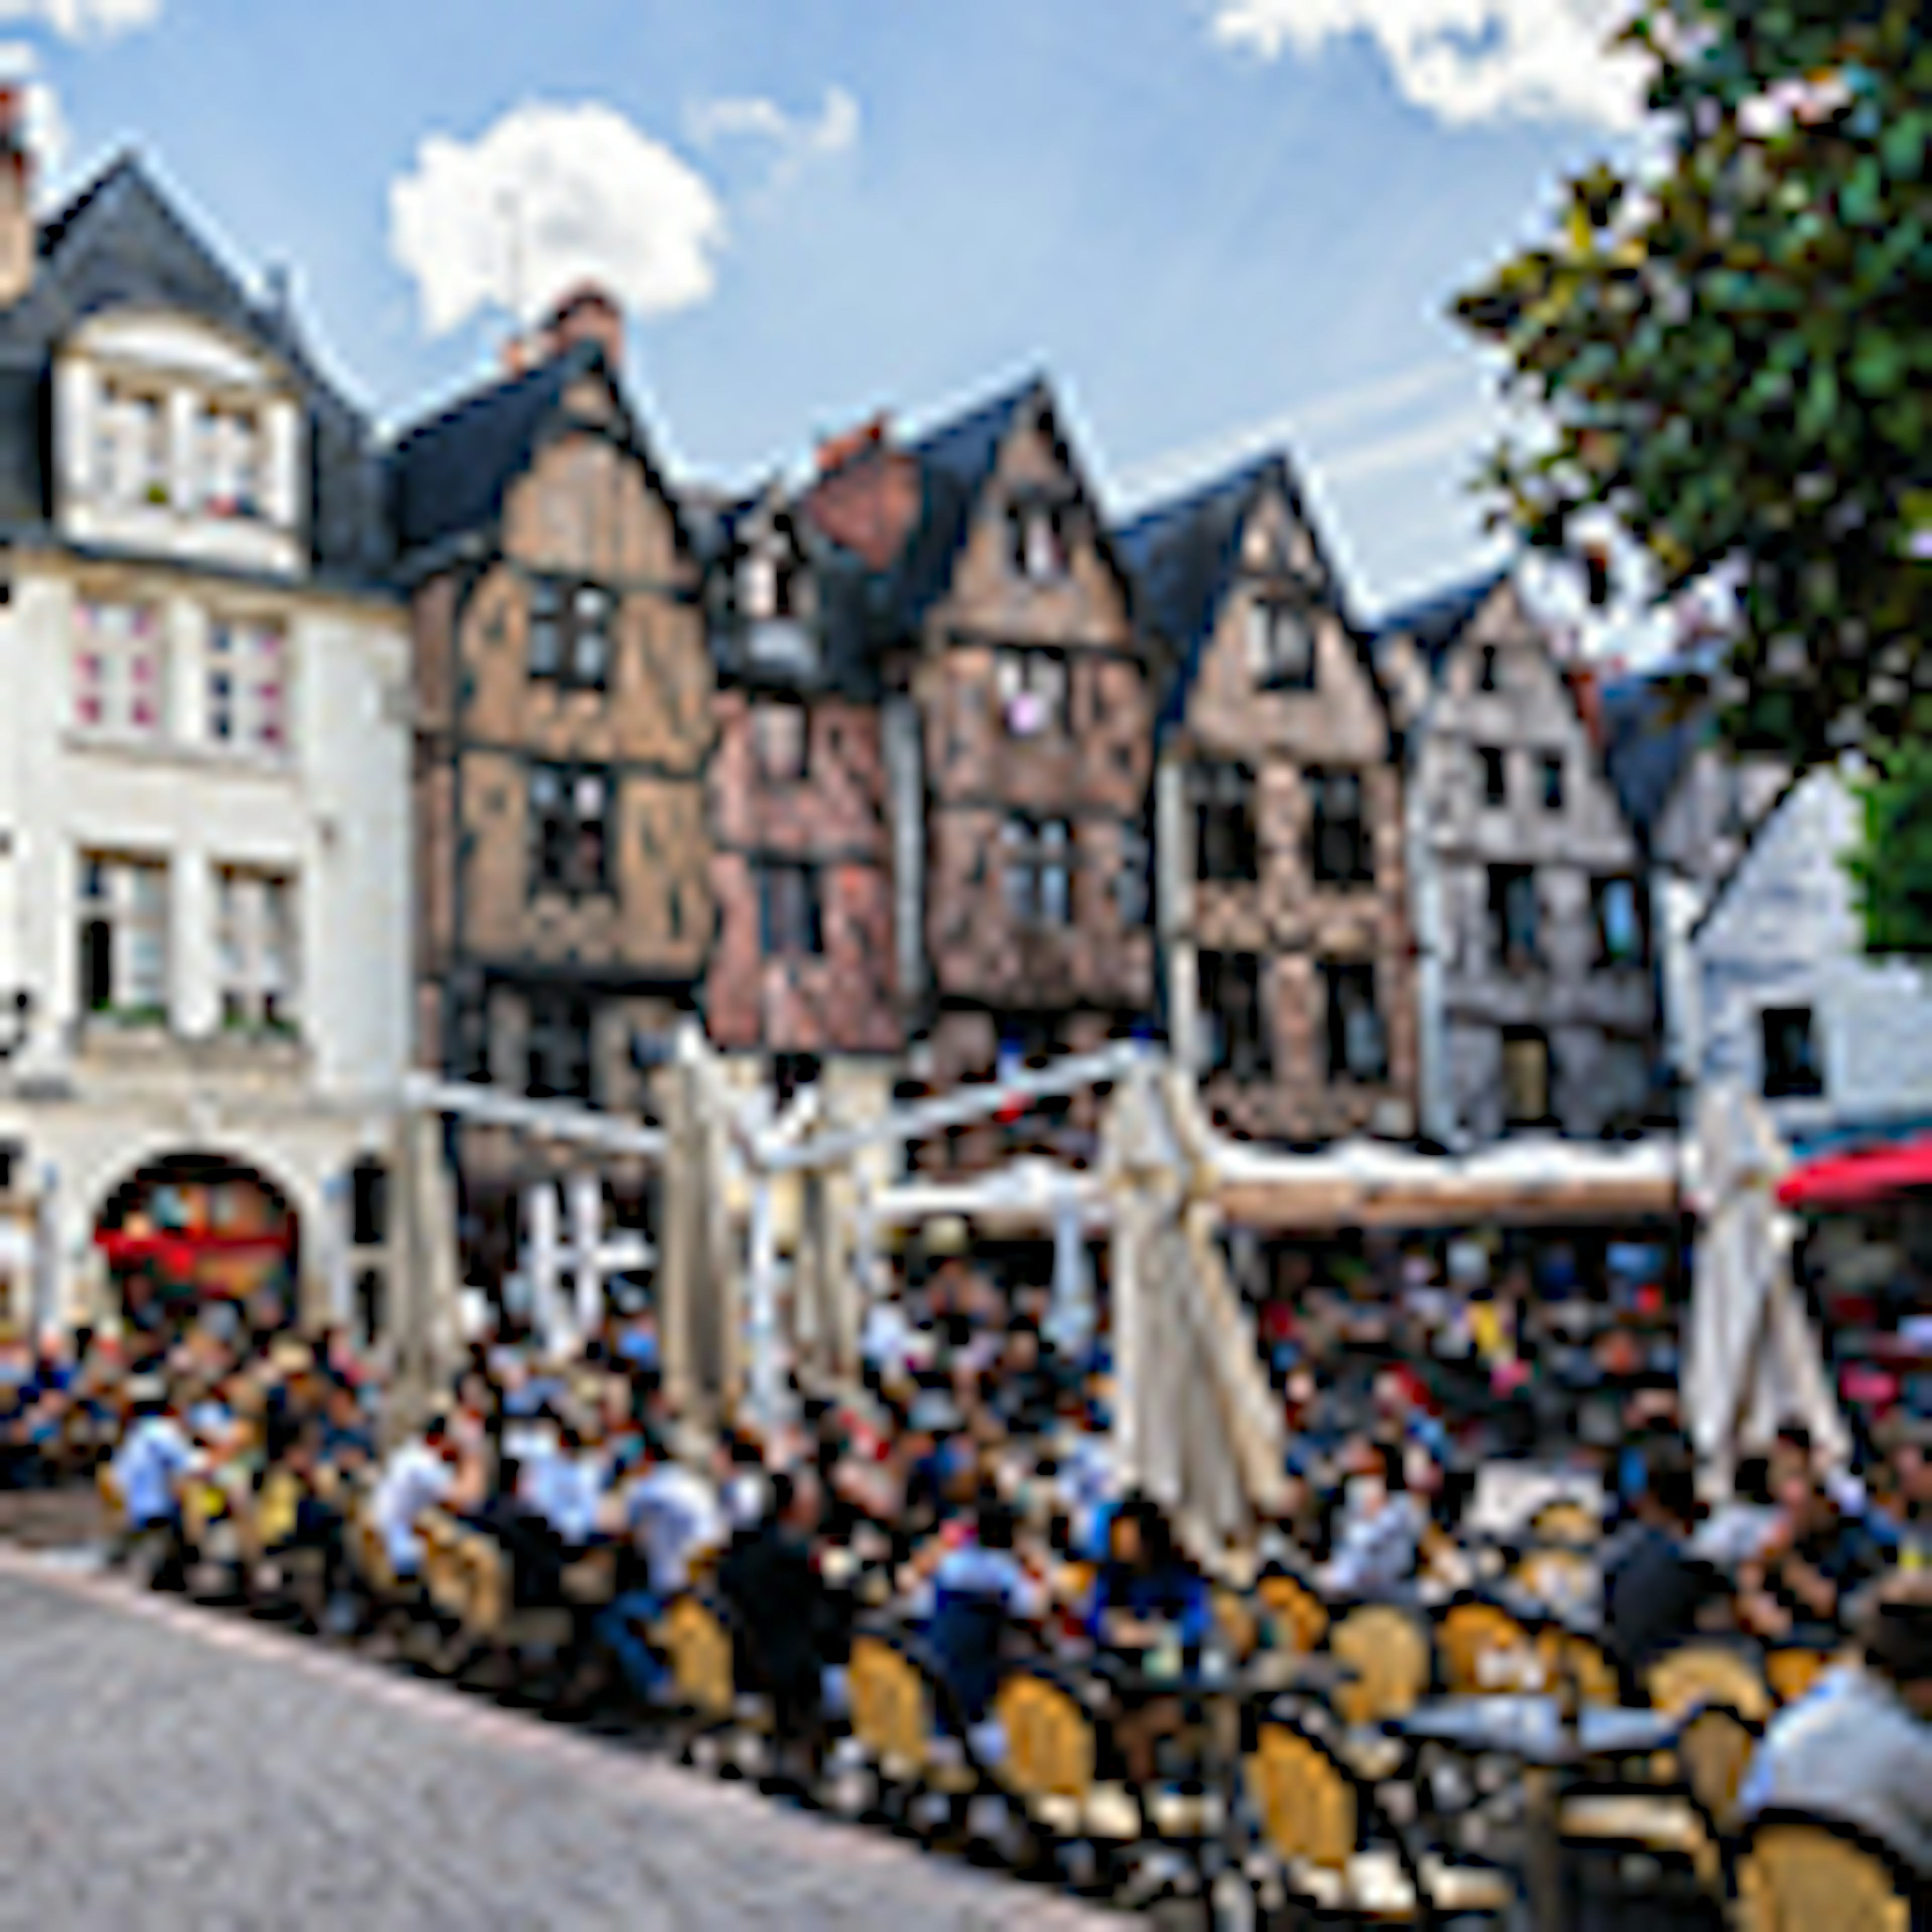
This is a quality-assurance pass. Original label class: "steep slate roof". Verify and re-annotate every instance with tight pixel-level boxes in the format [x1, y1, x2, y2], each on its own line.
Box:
[1112, 448, 1383, 736]
[1374, 570, 1507, 672]
[384, 338, 690, 575]
[879, 372, 1045, 632]
[0, 153, 386, 580]
[1598, 673, 1714, 849]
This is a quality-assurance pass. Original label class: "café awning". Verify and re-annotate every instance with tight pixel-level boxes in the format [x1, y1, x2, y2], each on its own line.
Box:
[1776, 1133, 1932, 1211]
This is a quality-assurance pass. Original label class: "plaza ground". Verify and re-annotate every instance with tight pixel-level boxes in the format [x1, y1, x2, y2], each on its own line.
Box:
[0, 1549, 1115, 1931]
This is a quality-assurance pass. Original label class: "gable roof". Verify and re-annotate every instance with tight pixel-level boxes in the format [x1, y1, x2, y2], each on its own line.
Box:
[384, 338, 688, 574]
[1688, 761, 1816, 945]
[1112, 448, 1384, 737]
[0, 152, 385, 580]
[1374, 569, 1508, 673]
[1598, 673, 1717, 849]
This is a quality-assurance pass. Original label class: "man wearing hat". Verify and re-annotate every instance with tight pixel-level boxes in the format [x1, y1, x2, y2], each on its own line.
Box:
[1740, 1569, 1932, 1876]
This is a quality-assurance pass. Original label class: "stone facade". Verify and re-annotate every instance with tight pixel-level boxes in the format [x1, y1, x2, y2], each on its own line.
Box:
[1381, 578, 1656, 1145]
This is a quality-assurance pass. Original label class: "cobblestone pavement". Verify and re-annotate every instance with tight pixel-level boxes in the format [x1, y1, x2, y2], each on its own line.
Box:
[0, 1551, 1120, 1931]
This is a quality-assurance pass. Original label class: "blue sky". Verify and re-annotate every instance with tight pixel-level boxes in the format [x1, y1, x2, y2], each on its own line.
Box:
[12, 0, 1650, 617]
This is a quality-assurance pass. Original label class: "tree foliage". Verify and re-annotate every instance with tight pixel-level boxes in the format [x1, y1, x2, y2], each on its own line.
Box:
[1453, 0, 1932, 794]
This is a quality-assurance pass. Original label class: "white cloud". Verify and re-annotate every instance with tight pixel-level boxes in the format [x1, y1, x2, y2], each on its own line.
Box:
[1319, 400, 1497, 482]
[687, 85, 860, 196]
[388, 100, 727, 336]
[0, 0, 159, 39]
[1208, 0, 1652, 130]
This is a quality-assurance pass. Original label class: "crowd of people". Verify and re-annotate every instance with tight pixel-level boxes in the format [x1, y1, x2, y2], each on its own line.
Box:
[4, 1222, 1929, 1900]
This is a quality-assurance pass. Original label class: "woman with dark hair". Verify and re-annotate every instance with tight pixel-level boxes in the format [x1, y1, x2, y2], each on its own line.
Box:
[1088, 1492, 1210, 1784]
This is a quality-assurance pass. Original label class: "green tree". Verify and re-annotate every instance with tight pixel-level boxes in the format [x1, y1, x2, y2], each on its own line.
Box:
[1453, 1, 1932, 945]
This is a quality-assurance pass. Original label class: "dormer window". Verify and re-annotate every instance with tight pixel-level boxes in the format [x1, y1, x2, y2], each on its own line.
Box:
[997, 649, 1067, 738]
[739, 548, 796, 622]
[198, 403, 262, 519]
[1008, 499, 1069, 583]
[97, 382, 167, 507]
[1248, 599, 1314, 690]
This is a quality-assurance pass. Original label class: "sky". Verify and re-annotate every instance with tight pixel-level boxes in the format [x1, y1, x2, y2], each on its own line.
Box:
[7, 0, 1660, 621]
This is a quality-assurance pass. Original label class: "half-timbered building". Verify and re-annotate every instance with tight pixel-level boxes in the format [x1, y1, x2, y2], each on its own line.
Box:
[1124, 453, 1418, 1145]
[387, 296, 712, 1299]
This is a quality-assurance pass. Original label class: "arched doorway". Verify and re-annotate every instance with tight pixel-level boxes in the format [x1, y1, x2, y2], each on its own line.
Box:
[96, 1153, 299, 1350]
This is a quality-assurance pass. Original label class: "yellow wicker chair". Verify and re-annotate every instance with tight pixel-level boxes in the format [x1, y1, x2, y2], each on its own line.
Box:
[1258, 1571, 1329, 1656]
[1736, 1814, 1918, 1932]
[1535, 1628, 1621, 1709]
[1765, 1645, 1836, 1707]
[96, 1462, 126, 1541]
[1248, 1716, 1514, 1923]
[1645, 1642, 1773, 1725]
[1673, 1704, 1759, 1837]
[992, 1668, 1139, 1852]
[1213, 1587, 1261, 1663]
[1436, 1599, 1541, 1697]
[1329, 1603, 1431, 1730]
[1529, 1500, 1600, 1547]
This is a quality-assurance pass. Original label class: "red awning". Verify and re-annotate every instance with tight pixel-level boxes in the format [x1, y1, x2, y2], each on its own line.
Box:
[1776, 1134, 1932, 1210]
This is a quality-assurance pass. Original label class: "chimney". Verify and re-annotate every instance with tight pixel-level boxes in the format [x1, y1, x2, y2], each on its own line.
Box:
[539, 283, 624, 377]
[0, 88, 33, 310]
[816, 414, 887, 477]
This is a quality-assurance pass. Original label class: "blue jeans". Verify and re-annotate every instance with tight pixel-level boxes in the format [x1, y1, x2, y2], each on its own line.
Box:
[596, 1588, 668, 1698]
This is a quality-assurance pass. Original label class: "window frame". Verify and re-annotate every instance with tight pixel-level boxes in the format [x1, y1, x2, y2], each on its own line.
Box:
[1540, 752, 1566, 813]
[206, 616, 290, 755]
[73, 598, 166, 739]
[1188, 759, 1260, 884]
[1501, 1026, 1553, 1127]
[213, 864, 299, 1036]
[1001, 814, 1074, 929]
[750, 698, 810, 785]
[1322, 958, 1387, 1085]
[1480, 745, 1508, 808]
[1006, 495, 1072, 584]
[525, 987, 595, 1104]
[1198, 947, 1272, 1082]
[1308, 768, 1374, 888]
[995, 647, 1070, 739]
[76, 852, 169, 1025]
[1477, 643, 1499, 693]
[1761, 1005, 1824, 1100]
[527, 761, 614, 899]
[527, 575, 614, 693]
[1592, 875, 1647, 968]
[756, 860, 825, 956]
[1489, 863, 1541, 970]
[1247, 596, 1316, 692]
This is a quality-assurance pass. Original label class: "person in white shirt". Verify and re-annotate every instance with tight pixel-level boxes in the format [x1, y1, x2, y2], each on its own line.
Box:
[112, 1392, 197, 1534]
[369, 1419, 458, 1577]
[595, 1444, 727, 1703]
[518, 1419, 604, 1549]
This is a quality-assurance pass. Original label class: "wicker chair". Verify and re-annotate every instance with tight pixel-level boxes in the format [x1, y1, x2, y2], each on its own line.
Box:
[1646, 1641, 1773, 1724]
[1529, 1499, 1600, 1547]
[1764, 1644, 1837, 1708]
[1329, 1603, 1432, 1729]
[991, 1663, 1142, 1885]
[1257, 1570, 1329, 1656]
[1735, 1810, 1922, 1932]
[95, 1461, 126, 1542]
[1535, 1626, 1621, 1709]
[1436, 1597, 1542, 1697]
[843, 1628, 987, 1844]
[654, 1591, 772, 1777]
[1246, 1712, 1514, 1923]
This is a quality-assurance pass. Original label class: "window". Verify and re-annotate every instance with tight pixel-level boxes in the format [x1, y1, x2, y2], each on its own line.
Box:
[350, 1159, 389, 1248]
[215, 867, 297, 1034]
[1308, 769, 1373, 885]
[198, 403, 261, 518]
[750, 700, 809, 783]
[528, 578, 611, 691]
[1323, 960, 1387, 1083]
[1478, 644, 1499, 692]
[1593, 876, 1646, 966]
[773, 1052, 822, 1109]
[996, 649, 1068, 738]
[76, 854, 168, 1023]
[1001, 816, 1072, 926]
[526, 989, 594, 1103]
[73, 600, 164, 736]
[757, 862, 824, 955]
[1247, 600, 1315, 690]
[1480, 746, 1507, 806]
[1762, 1006, 1824, 1099]
[207, 619, 288, 753]
[1502, 1028, 1552, 1125]
[97, 380, 167, 506]
[1489, 865, 1540, 968]
[1115, 823, 1151, 927]
[1541, 754, 1565, 812]
[529, 764, 611, 896]
[739, 547, 797, 622]
[1199, 949, 1271, 1080]
[1008, 500, 1069, 582]
[1189, 761, 1259, 882]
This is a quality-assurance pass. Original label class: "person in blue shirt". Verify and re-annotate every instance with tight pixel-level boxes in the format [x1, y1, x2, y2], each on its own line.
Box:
[1088, 1492, 1211, 1785]
[110, 1385, 197, 1589]
[921, 1495, 1042, 1740]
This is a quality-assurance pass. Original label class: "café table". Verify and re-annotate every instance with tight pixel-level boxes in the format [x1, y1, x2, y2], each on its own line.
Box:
[1396, 1696, 1683, 1932]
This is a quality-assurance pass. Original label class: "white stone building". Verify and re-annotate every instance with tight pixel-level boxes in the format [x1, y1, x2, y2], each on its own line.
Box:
[0, 138, 409, 1341]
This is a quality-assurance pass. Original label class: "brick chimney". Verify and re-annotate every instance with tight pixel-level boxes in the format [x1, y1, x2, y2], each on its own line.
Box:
[539, 283, 624, 377]
[0, 88, 34, 310]
[801, 415, 919, 571]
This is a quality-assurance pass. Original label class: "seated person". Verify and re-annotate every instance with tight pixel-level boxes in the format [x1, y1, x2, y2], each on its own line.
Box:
[368, 1415, 466, 1582]
[1600, 1452, 1717, 1692]
[1318, 1437, 1423, 1599]
[1088, 1492, 1210, 1785]
[1741, 1570, 1932, 1879]
[919, 1494, 1043, 1745]
[109, 1382, 198, 1587]
[1738, 1469, 1888, 1645]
